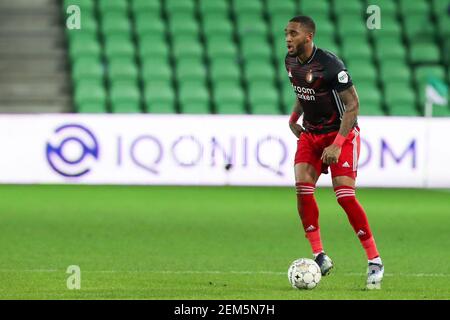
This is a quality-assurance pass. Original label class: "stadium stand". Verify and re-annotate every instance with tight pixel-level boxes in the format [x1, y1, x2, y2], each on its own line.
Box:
[63, 0, 450, 116]
[0, 0, 71, 113]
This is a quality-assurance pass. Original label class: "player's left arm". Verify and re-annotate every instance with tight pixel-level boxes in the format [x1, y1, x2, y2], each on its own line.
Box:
[337, 85, 359, 138]
[321, 86, 359, 165]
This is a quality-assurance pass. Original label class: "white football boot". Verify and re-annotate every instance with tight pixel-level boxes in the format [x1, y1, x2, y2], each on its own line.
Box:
[366, 263, 384, 289]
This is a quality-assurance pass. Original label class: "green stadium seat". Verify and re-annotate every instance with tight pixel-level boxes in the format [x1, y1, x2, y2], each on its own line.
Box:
[139, 39, 168, 58]
[244, 60, 275, 83]
[371, 21, 402, 39]
[69, 33, 101, 61]
[232, 0, 263, 14]
[236, 13, 268, 36]
[203, 14, 233, 37]
[168, 13, 199, 37]
[433, 0, 450, 36]
[213, 81, 246, 114]
[274, 37, 288, 61]
[314, 33, 337, 49]
[140, 36, 162, 52]
[384, 83, 418, 116]
[179, 81, 210, 114]
[314, 18, 334, 38]
[172, 35, 203, 59]
[436, 14, 450, 39]
[436, 13, 450, 65]
[277, 62, 288, 80]
[359, 99, 385, 116]
[432, 105, 450, 117]
[372, 30, 402, 45]
[77, 101, 108, 113]
[346, 53, 373, 66]
[138, 32, 165, 48]
[342, 44, 372, 62]
[337, 15, 367, 37]
[206, 35, 238, 59]
[388, 101, 420, 116]
[72, 57, 103, 83]
[398, 0, 430, 15]
[166, 0, 195, 14]
[199, 0, 228, 14]
[202, 9, 229, 20]
[110, 81, 141, 113]
[320, 43, 340, 57]
[101, 12, 131, 35]
[379, 61, 411, 84]
[104, 34, 135, 59]
[108, 58, 138, 83]
[409, 44, 441, 64]
[176, 57, 206, 82]
[240, 35, 272, 60]
[333, 0, 364, 16]
[350, 62, 377, 84]
[207, 37, 237, 59]
[377, 12, 399, 26]
[432, 0, 450, 13]
[215, 101, 246, 115]
[374, 39, 407, 61]
[75, 80, 107, 113]
[357, 85, 384, 116]
[402, 14, 435, 45]
[144, 80, 176, 114]
[299, 1, 330, 15]
[443, 35, 450, 65]
[210, 57, 241, 82]
[309, 12, 331, 24]
[134, 13, 164, 35]
[281, 77, 296, 112]
[130, 0, 161, 14]
[248, 81, 280, 114]
[266, 0, 296, 15]
[141, 58, 172, 83]
[98, 0, 128, 14]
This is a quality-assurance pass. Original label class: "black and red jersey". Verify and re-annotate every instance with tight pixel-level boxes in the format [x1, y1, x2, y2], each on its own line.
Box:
[285, 46, 356, 134]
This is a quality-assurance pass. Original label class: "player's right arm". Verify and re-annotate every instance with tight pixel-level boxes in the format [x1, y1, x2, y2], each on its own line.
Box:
[289, 98, 304, 138]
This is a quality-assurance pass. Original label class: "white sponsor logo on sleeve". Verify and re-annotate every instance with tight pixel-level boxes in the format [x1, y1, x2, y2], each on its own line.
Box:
[338, 71, 348, 84]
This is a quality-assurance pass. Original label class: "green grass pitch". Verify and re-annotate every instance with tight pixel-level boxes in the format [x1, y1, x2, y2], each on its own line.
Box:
[0, 185, 449, 300]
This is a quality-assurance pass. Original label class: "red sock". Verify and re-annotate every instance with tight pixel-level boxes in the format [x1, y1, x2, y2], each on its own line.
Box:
[334, 186, 380, 260]
[296, 183, 323, 254]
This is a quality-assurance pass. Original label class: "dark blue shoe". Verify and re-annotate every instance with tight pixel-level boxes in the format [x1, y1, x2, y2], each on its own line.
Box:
[314, 252, 334, 276]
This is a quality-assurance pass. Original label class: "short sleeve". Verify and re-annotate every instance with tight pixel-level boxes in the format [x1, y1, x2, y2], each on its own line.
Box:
[326, 57, 353, 92]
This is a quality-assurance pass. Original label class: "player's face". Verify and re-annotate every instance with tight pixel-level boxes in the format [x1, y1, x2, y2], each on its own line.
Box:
[285, 22, 312, 57]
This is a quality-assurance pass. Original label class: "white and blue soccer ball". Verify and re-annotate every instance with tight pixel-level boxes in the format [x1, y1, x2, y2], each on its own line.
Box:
[288, 258, 322, 290]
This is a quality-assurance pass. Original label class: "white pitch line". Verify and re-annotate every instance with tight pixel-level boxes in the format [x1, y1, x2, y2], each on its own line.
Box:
[0, 269, 58, 273]
[0, 269, 449, 277]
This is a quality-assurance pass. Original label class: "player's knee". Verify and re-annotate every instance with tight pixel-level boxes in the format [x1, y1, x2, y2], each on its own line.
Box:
[334, 186, 356, 206]
[295, 182, 316, 200]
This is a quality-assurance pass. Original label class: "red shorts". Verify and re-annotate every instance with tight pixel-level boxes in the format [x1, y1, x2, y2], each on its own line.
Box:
[294, 127, 361, 179]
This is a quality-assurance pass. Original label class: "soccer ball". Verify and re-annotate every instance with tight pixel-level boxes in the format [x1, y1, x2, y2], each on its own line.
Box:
[288, 258, 322, 289]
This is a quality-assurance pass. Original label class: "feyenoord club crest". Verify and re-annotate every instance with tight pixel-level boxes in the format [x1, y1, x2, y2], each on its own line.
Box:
[305, 70, 314, 83]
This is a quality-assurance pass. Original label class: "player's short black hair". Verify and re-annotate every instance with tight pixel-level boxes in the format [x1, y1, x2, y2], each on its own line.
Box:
[289, 15, 316, 35]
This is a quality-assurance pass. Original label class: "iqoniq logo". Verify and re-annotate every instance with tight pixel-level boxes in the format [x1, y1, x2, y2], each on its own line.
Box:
[46, 124, 99, 177]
